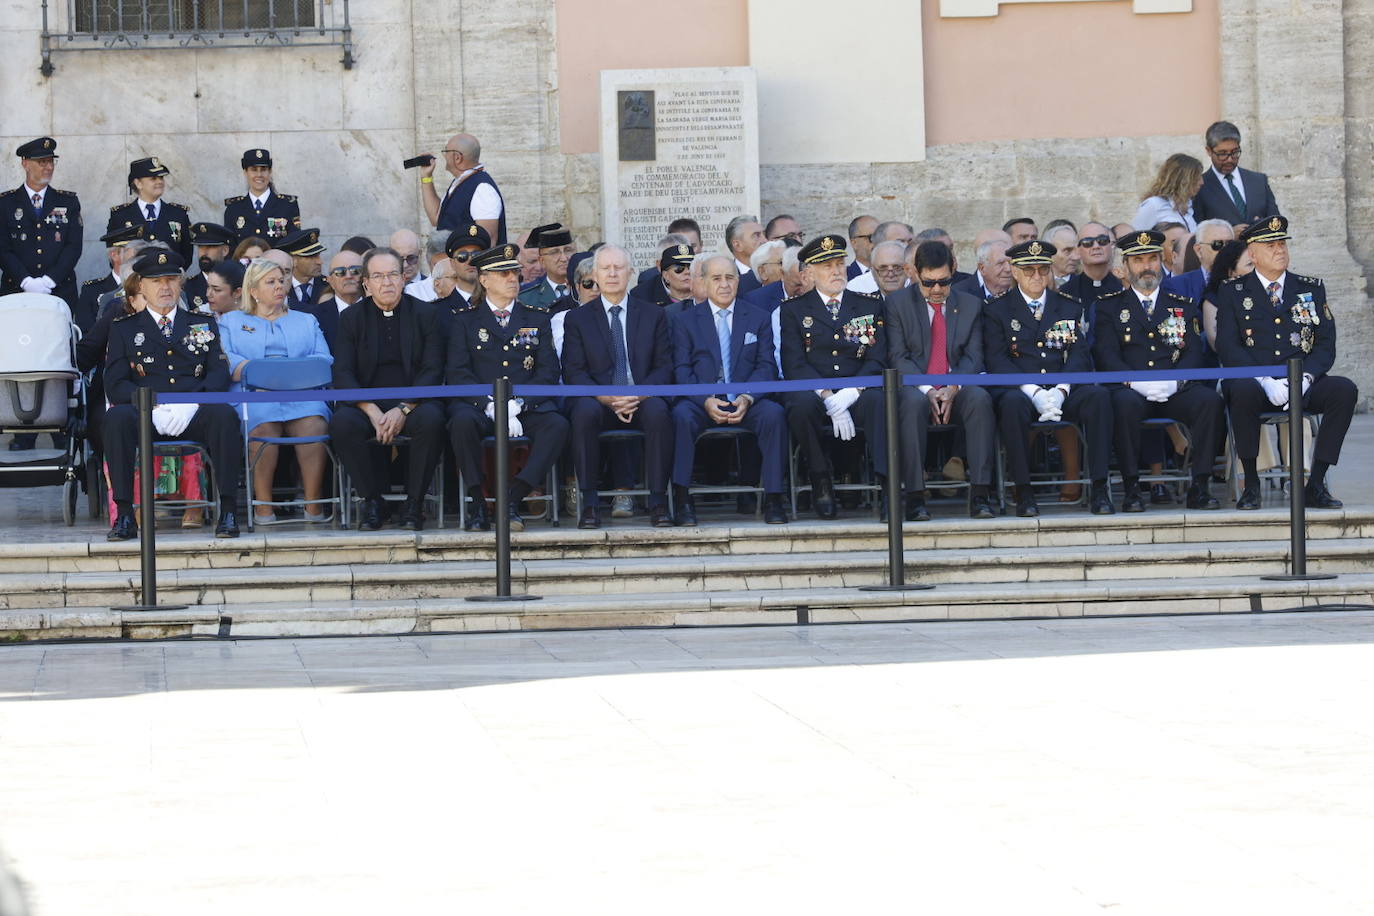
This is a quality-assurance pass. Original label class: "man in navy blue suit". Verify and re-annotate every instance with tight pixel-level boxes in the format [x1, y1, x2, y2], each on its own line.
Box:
[1190, 121, 1279, 229]
[1162, 219, 1234, 304]
[669, 255, 789, 526]
[561, 245, 675, 529]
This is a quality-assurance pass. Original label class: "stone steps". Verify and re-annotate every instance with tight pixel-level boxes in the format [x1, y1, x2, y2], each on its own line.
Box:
[5, 573, 1373, 641]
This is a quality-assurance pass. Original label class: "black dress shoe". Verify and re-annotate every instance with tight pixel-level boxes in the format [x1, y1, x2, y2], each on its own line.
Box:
[1235, 486, 1261, 510]
[1186, 481, 1221, 510]
[1305, 480, 1343, 509]
[969, 495, 996, 520]
[675, 494, 698, 527]
[812, 475, 837, 520]
[1015, 496, 1039, 518]
[1121, 491, 1146, 513]
[107, 513, 138, 541]
[215, 512, 240, 539]
[1150, 483, 1173, 505]
[398, 501, 424, 531]
[1089, 485, 1115, 515]
[506, 500, 526, 532]
[358, 497, 384, 531]
[736, 492, 757, 515]
[649, 505, 674, 528]
[577, 506, 600, 530]
[763, 494, 788, 524]
[904, 495, 931, 522]
[465, 501, 491, 532]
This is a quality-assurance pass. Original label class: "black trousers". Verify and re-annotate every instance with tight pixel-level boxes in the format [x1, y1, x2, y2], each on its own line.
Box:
[329, 402, 444, 500]
[1111, 384, 1222, 480]
[784, 388, 891, 481]
[105, 402, 241, 504]
[1222, 375, 1358, 465]
[447, 403, 570, 493]
[568, 396, 672, 502]
[994, 385, 1112, 488]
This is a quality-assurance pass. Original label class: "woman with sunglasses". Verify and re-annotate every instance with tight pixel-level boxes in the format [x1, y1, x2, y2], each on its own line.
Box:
[1133, 153, 1204, 233]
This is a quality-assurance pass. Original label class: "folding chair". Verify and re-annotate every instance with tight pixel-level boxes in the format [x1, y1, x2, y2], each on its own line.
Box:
[1226, 410, 1321, 504]
[458, 435, 561, 528]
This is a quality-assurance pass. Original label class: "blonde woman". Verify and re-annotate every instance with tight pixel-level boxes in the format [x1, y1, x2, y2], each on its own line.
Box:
[218, 259, 333, 524]
[1133, 154, 1203, 233]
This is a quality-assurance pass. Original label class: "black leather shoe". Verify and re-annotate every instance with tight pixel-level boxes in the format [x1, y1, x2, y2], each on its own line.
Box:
[577, 506, 600, 529]
[904, 495, 931, 522]
[812, 475, 837, 520]
[465, 500, 491, 532]
[1186, 481, 1221, 510]
[107, 513, 138, 541]
[215, 512, 240, 539]
[506, 500, 526, 531]
[1235, 486, 1261, 510]
[1150, 483, 1173, 505]
[1305, 480, 1343, 509]
[763, 494, 788, 524]
[398, 501, 424, 531]
[1089, 485, 1115, 515]
[970, 495, 996, 520]
[649, 504, 674, 528]
[675, 493, 698, 527]
[736, 492, 757, 515]
[358, 497, 384, 531]
[1015, 496, 1039, 518]
[1121, 490, 1145, 513]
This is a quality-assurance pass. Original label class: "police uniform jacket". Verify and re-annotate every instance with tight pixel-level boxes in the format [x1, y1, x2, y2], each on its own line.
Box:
[104, 307, 231, 405]
[1092, 287, 1206, 385]
[445, 301, 559, 411]
[1213, 271, 1336, 379]
[223, 190, 301, 243]
[982, 287, 1092, 379]
[0, 186, 83, 302]
[778, 288, 887, 381]
[183, 273, 210, 314]
[331, 294, 444, 398]
[75, 272, 118, 334]
[106, 200, 192, 264]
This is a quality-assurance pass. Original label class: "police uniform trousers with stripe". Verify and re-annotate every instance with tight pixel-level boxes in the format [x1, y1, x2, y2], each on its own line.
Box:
[1110, 384, 1222, 479]
[447, 404, 570, 494]
[1221, 375, 1357, 466]
[993, 385, 1112, 487]
[105, 404, 241, 504]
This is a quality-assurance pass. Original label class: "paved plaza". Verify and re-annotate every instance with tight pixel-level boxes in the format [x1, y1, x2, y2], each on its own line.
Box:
[2, 611, 1374, 914]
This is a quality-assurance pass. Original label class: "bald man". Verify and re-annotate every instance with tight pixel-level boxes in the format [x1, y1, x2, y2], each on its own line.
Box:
[389, 229, 424, 286]
[418, 132, 506, 243]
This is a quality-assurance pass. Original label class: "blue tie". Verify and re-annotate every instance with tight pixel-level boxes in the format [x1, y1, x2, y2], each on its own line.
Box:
[609, 305, 629, 386]
[716, 308, 733, 401]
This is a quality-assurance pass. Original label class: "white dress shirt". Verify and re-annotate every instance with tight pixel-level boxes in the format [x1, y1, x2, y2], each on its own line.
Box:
[24, 184, 46, 209]
[1212, 165, 1245, 204]
[138, 198, 162, 220]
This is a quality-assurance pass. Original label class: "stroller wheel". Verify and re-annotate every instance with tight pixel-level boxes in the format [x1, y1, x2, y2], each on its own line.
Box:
[63, 478, 78, 527]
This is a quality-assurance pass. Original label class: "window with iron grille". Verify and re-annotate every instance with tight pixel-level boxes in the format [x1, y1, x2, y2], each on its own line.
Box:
[72, 0, 317, 34]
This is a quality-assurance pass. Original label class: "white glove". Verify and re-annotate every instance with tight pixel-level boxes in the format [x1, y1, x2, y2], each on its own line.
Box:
[153, 403, 198, 437]
[1258, 377, 1289, 408]
[484, 399, 496, 421]
[37, 275, 55, 293]
[1301, 374, 1313, 398]
[1152, 380, 1178, 402]
[831, 409, 856, 441]
[508, 399, 523, 418]
[1030, 387, 1064, 422]
[822, 387, 860, 416]
[151, 405, 175, 435]
[508, 414, 524, 438]
[18, 276, 43, 293]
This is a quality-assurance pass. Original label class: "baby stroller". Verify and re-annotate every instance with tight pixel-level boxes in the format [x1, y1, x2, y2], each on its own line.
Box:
[0, 292, 99, 525]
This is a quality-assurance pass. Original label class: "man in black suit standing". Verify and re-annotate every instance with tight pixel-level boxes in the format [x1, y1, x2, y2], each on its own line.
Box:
[329, 247, 446, 531]
[886, 241, 997, 519]
[1191, 121, 1279, 230]
[561, 244, 675, 529]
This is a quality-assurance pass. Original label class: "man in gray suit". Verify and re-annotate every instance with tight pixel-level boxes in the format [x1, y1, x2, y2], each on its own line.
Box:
[1190, 121, 1279, 230]
[886, 241, 997, 519]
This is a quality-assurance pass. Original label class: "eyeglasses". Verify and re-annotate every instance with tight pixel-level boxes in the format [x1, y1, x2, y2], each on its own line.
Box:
[329, 266, 362, 277]
[850, 234, 873, 242]
[450, 252, 475, 263]
[1018, 265, 1053, 276]
[779, 232, 805, 243]
[1211, 147, 1242, 160]
[874, 265, 906, 274]
[667, 265, 690, 274]
[400, 254, 420, 265]
[368, 271, 403, 282]
[918, 277, 953, 288]
[579, 279, 597, 290]
[1078, 235, 1112, 248]
[1206, 239, 1229, 251]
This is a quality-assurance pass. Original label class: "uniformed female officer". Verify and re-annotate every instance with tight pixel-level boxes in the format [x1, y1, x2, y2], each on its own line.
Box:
[223, 149, 301, 244]
[106, 158, 193, 264]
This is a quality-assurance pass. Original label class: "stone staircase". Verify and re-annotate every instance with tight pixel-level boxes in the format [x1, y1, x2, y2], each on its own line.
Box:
[3, 507, 1374, 640]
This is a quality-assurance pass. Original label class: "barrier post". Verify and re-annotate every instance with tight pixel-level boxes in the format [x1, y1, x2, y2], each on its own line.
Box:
[467, 376, 541, 602]
[860, 368, 932, 592]
[1263, 357, 1336, 582]
[112, 386, 186, 612]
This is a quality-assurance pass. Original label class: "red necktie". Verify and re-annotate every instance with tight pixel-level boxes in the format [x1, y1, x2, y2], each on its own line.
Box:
[928, 303, 948, 376]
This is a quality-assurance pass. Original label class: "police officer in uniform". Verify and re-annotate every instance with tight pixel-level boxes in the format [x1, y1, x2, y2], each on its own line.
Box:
[76, 224, 143, 333]
[223, 149, 301, 243]
[446, 243, 568, 531]
[0, 137, 83, 307]
[517, 223, 575, 310]
[106, 157, 192, 265]
[182, 222, 236, 313]
[433, 223, 491, 340]
[778, 234, 924, 521]
[103, 250, 242, 540]
[1092, 230, 1222, 511]
[1212, 215, 1358, 509]
[984, 239, 1114, 516]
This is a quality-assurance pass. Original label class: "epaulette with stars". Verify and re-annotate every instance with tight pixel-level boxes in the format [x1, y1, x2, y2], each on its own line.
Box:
[165, 201, 188, 212]
[1291, 273, 1323, 286]
[224, 195, 246, 205]
[519, 300, 549, 312]
[857, 290, 883, 301]
[113, 312, 136, 322]
[1095, 287, 1127, 300]
[109, 203, 124, 212]
[49, 188, 75, 196]
[81, 277, 103, 287]
[1162, 290, 1194, 304]
[1055, 289, 1082, 304]
[277, 194, 298, 203]
[779, 293, 803, 305]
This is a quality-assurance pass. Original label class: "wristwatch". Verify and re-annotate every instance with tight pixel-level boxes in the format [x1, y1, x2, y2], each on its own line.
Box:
[400, 403, 415, 416]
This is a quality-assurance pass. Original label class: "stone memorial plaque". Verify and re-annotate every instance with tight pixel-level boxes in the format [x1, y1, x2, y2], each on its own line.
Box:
[601, 67, 760, 271]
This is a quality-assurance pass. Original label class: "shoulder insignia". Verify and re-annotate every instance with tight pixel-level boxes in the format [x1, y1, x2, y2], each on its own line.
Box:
[278, 194, 298, 203]
[1095, 287, 1125, 299]
[224, 195, 246, 205]
[166, 201, 187, 212]
[1293, 273, 1323, 286]
[113, 312, 136, 322]
[50, 188, 75, 196]
[520, 300, 549, 312]
[780, 294, 802, 305]
[81, 277, 102, 287]
[109, 203, 125, 212]
[1056, 290, 1081, 304]
[1164, 290, 1192, 302]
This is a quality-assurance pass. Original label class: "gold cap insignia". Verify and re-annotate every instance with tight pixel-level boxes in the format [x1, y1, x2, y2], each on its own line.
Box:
[468, 225, 478, 236]
[257, 150, 265, 159]
[158, 254, 167, 264]
[821, 237, 835, 251]
[505, 245, 515, 258]
[1269, 217, 1282, 231]
[677, 244, 689, 256]
[1136, 232, 1150, 247]
[1029, 241, 1043, 256]
[151, 157, 162, 169]
[43, 139, 51, 149]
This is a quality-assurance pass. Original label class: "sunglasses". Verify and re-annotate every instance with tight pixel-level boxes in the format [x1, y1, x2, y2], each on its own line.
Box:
[667, 264, 690, 274]
[918, 277, 953, 288]
[400, 254, 420, 265]
[1207, 239, 1229, 251]
[450, 251, 474, 263]
[1078, 235, 1112, 248]
[579, 279, 597, 290]
[328, 266, 362, 277]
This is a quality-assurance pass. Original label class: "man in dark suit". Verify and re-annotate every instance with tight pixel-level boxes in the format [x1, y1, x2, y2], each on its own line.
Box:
[886, 241, 997, 519]
[103, 251, 241, 540]
[106, 157, 193, 265]
[561, 244, 675, 529]
[446, 243, 568, 531]
[1212, 215, 1357, 509]
[725, 215, 766, 296]
[1161, 219, 1235, 305]
[1191, 121, 1279, 229]
[846, 215, 877, 281]
[0, 137, 83, 308]
[983, 239, 1114, 517]
[1092, 230, 1222, 512]
[669, 255, 788, 526]
[779, 234, 924, 521]
[223, 148, 301, 243]
[517, 223, 575, 309]
[329, 247, 447, 531]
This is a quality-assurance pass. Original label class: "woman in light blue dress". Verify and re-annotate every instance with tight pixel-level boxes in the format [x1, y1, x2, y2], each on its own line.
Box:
[219, 259, 333, 524]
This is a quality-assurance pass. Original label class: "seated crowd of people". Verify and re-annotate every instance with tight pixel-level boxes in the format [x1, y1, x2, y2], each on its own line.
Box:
[0, 126, 1358, 543]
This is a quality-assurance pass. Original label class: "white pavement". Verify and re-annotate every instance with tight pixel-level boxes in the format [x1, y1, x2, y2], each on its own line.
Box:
[3, 612, 1374, 915]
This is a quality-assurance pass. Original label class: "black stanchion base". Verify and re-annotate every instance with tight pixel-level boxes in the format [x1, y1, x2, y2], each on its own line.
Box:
[858, 583, 935, 592]
[111, 604, 190, 612]
[464, 594, 543, 602]
[1261, 574, 1338, 581]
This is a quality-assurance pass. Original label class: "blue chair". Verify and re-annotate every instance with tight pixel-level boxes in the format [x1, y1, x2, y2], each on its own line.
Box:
[239, 358, 343, 531]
